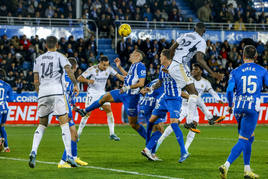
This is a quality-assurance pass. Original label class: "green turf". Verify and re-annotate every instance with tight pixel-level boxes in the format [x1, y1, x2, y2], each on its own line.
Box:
[0, 125, 267, 179]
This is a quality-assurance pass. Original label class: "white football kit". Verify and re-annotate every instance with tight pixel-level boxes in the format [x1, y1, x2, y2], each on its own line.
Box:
[179, 77, 221, 123]
[168, 32, 207, 88]
[81, 65, 118, 107]
[33, 51, 71, 117]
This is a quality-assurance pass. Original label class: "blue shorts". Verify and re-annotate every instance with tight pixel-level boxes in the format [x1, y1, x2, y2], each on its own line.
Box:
[0, 112, 8, 124]
[110, 89, 139, 117]
[152, 96, 182, 119]
[140, 106, 166, 125]
[234, 108, 259, 139]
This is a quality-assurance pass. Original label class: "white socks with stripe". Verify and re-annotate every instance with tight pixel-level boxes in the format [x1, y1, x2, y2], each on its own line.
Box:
[31, 124, 46, 154]
[157, 125, 173, 145]
[185, 131, 196, 152]
[107, 112, 115, 135]
[61, 123, 72, 157]
[78, 115, 88, 138]
[187, 95, 198, 123]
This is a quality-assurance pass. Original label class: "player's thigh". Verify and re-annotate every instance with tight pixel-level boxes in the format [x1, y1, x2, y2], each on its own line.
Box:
[151, 98, 167, 123]
[39, 116, 49, 126]
[239, 111, 259, 139]
[102, 104, 112, 113]
[167, 98, 182, 120]
[37, 97, 54, 119]
[126, 94, 140, 118]
[58, 113, 69, 125]
[53, 95, 68, 117]
[69, 125, 78, 141]
[185, 83, 198, 95]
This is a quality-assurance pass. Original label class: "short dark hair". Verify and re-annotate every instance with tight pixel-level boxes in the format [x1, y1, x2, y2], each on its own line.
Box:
[46, 36, 58, 49]
[99, 56, 109, 62]
[192, 63, 203, 71]
[136, 49, 145, 59]
[161, 49, 171, 60]
[243, 45, 257, 59]
[68, 57, 77, 68]
[195, 22, 206, 31]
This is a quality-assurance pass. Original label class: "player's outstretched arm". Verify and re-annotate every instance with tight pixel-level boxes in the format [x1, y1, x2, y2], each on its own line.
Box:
[169, 42, 179, 59]
[114, 58, 128, 76]
[65, 65, 79, 96]
[208, 88, 223, 103]
[115, 73, 125, 82]
[77, 75, 94, 84]
[33, 72, 40, 94]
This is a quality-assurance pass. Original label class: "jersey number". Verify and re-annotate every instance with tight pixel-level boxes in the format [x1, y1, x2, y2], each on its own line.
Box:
[241, 75, 257, 94]
[177, 39, 192, 50]
[41, 62, 53, 78]
[0, 88, 4, 101]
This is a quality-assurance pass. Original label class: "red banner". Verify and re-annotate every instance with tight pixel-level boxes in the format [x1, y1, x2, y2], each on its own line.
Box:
[5, 102, 268, 124]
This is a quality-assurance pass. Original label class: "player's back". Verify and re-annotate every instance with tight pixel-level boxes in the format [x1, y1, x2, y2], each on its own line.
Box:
[33, 51, 70, 98]
[173, 32, 206, 64]
[231, 63, 268, 110]
[0, 80, 13, 113]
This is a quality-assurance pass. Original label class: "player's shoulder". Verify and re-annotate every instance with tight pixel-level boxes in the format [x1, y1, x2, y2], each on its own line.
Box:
[137, 62, 146, 67]
[200, 77, 211, 84]
[253, 63, 267, 72]
[0, 80, 11, 89]
[87, 65, 98, 71]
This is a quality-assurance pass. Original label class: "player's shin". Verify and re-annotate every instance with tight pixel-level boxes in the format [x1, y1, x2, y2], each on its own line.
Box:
[146, 121, 154, 143]
[171, 123, 187, 155]
[85, 100, 102, 113]
[243, 136, 254, 172]
[0, 126, 8, 147]
[31, 124, 46, 154]
[185, 131, 196, 152]
[77, 115, 88, 138]
[146, 131, 162, 151]
[137, 123, 147, 140]
[107, 112, 115, 135]
[71, 140, 77, 159]
[156, 125, 173, 148]
[60, 123, 72, 157]
[226, 138, 248, 166]
[187, 95, 198, 123]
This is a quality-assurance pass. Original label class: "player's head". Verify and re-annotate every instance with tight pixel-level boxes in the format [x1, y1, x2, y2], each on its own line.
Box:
[68, 57, 78, 73]
[160, 49, 171, 66]
[46, 36, 58, 50]
[98, 56, 110, 71]
[129, 50, 145, 63]
[0, 69, 6, 80]
[194, 22, 206, 36]
[191, 63, 202, 78]
[243, 45, 257, 62]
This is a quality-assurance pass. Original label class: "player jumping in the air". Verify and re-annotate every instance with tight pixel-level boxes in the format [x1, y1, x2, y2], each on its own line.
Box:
[29, 36, 79, 168]
[75, 50, 147, 140]
[58, 57, 88, 168]
[142, 49, 189, 163]
[77, 56, 124, 141]
[0, 69, 13, 152]
[168, 22, 224, 132]
[156, 63, 224, 153]
[219, 45, 268, 179]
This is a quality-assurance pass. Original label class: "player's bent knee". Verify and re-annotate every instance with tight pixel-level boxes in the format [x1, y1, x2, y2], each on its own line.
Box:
[170, 118, 178, 123]
[239, 135, 249, 140]
[103, 105, 112, 113]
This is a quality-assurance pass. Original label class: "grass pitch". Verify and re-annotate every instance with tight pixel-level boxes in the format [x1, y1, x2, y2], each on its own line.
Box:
[0, 125, 267, 179]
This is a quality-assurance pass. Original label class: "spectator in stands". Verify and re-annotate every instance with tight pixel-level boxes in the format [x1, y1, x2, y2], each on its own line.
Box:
[197, 2, 212, 22]
[20, 35, 31, 50]
[234, 17, 246, 31]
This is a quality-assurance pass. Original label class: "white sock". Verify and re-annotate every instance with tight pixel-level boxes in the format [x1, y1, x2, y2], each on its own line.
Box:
[244, 165, 251, 172]
[158, 125, 173, 145]
[77, 115, 88, 138]
[187, 95, 198, 123]
[197, 96, 213, 119]
[107, 112, 115, 135]
[224, 161, 230, 170]
[185, 131, 196, 152]
[59, 160, 65, 165]
[31, 124, 46, 154]
[61, 123, 72, 157]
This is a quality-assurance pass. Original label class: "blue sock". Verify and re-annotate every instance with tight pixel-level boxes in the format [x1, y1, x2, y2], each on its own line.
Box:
[227, 138, 248, 164]
[0, 126, 8, 147]
[152, 145, 156, 154]
[137, 124, 147, 140]
[62, 150, 67, 161]
[85, 100, 101, 113]
[146, 131, 162, 150]
[243, 136, 254, 165]
[71, 140, 77, 158]
[146, 122, 154, 144]
[171, 123, 186, 155]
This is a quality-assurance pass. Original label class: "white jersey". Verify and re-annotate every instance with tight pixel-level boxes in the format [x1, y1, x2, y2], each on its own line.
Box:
[33, 51, 71, 98]
[81, 65, 118, 93]
[173, 32, 206, 65]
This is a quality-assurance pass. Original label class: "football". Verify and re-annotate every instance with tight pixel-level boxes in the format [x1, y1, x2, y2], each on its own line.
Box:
[118, 24, 131, 37]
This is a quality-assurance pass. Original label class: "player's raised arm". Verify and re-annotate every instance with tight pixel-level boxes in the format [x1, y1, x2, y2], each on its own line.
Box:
[77, 74, 94, 84]
[226, 71, 236, 113]
[114, 58, 128, 76]
[206, 81, 223, 103]
[169, 41, 179, 59]
[33, 72, 40, 93]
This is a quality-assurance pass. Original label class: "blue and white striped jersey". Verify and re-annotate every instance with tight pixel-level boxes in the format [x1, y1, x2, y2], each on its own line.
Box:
[159, 66, 181, 98]
[0, 80, 14, 114]
[227, 62, 268, 110]
[124, 62, 146, 95]
[63, 72, 75, 106]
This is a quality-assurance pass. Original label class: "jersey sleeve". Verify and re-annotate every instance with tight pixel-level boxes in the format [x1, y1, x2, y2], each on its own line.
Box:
[176, 34, 184, 44]
[81, 67, 93, 79]
[196, 39, 207, 54]
[205, 80, 213, 91]
[137, 63, 146, 79]
[59, 53, 71, 68]
[226, 70, 236, 107]
[109, 67, 118, 76]
[6, 84, 14, 102]
[33, 58, 38, 73]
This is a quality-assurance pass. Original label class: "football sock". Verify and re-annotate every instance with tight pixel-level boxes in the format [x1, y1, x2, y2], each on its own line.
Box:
[187, 95, 198, 123]
[157, 125, 173, 145]
[71, 140, 77, 158]
[107, 112, 115, 135]
[31, 124, 46, 154]
[197, 96, 213, 119]
[146, 121, 154, 143]
[146, 131, 162, 150]
[0, 126, 8, 147]
[137, 123, 147, 140]
[224, 161, 230, 170]
[61, 150, 67, 161]
[77, 115, 88, 137]
[243, 136, 254, 166]
[152, 145, 156, 154]
[171, 123, 187, 155]
[85, 100, 101, 113]
[227, 138, 248, 164]
[244, 165, 251, 172]
[185, 131, 196, 151]
[61, 123, 72, 157]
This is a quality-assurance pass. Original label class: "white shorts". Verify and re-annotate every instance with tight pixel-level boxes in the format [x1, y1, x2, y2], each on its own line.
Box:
[168, 61, 193, 89]
[179, 102, 199, 123]
[37, 95, 68, 118]
[85, 91, 110, 108]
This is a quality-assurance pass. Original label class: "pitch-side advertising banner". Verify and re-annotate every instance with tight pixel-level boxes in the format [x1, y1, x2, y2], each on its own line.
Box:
[5, 92, 268, 125]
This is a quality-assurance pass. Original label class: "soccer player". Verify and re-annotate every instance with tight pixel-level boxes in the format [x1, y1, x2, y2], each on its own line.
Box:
[156, 63, 224, 153]
[219, 45, 268, 179]
[77, 56, 124, 141]
[142, 49, 189, 163]
[75, 50, 147, 140]
[139, 79, 165, 161]
[29, 36, 79, 168]
[168, 22, 223, 132]
[58, 57, 88, 168]
[0, 69, 13, 152]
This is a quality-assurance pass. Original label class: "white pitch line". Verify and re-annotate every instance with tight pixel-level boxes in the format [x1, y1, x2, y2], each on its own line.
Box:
[0, 156, 183, 179]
